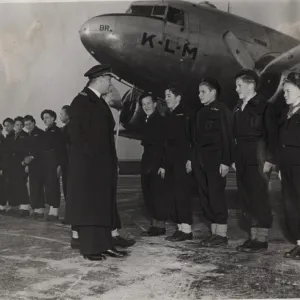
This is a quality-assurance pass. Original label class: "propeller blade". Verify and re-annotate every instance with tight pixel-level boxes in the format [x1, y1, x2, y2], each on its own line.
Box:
[223, 30, 255, 69]
[261, 44, 300, 75]
[105, 84, 123, 110]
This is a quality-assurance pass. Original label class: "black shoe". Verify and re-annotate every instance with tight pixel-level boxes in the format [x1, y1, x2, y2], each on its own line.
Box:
[83, 253, 107, 261]
[112, 236, 136, 248]
[199, 234, 213, 246]
[5, 209, 18, 217]
[30, 212, 45, 220]
[165, 230, 181, 241]
[201, 234, 228, 247]
[166, 231, 193, 242]
[141, 226, 166, 237]
[61, 219, 69, 225]
[46, 215, 59, 222]
[240, 239, 268, 253]
[284, 245, 300, 259]
[70, 238, 80, 250]
[0, 209, 6, 215]
[16, 209, 30, 218]
[104, 248, 128, 258]
[236, 239, 252, 252]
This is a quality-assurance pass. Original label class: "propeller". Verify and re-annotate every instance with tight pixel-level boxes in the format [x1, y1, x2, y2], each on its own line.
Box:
[105, 82, 123, 110]
[223, 30, 300, 101]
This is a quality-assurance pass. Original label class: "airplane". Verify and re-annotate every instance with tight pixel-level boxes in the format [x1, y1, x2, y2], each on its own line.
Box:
[79, 0, 300, 139]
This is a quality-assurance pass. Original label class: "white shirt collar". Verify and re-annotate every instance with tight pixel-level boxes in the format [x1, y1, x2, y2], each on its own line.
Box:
[88, 87, 101, 98]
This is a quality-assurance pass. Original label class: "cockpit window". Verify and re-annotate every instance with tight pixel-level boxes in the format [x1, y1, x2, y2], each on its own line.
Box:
[127, 5, 166, 19]
[167, 7, 184, 26]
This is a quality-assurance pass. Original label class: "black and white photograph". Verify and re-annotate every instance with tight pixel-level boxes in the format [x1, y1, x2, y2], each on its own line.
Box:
[1, 0, 300, 299]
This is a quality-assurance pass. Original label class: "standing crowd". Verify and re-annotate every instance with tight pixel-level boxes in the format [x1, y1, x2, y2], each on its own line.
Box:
[1, 64, 300, 262]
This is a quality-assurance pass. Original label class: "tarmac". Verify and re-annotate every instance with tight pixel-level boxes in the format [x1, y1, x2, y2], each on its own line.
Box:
[0, 174, 300, 300]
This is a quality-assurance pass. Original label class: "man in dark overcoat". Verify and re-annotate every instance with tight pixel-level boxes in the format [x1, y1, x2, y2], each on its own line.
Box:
[66, 64, 130, 261]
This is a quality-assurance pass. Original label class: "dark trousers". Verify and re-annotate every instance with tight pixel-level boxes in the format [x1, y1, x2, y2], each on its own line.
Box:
[7, 159, 29, 206]
[280, 146, 300, 242]
[0, 174, 6, 206]
[61, 162, 68, 200]
[141, 172, 168, 222]
[43, 151, 61, 208]
[165, 161, 192, 224]
[76, 226, 112, 255]
[29, 162, 45, 209]
[193, 157, 227, 224]
[236, 142, 272, 229]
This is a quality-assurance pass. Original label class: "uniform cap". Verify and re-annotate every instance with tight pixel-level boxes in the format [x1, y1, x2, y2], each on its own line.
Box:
[84, 64, 112, 79]
[285, 72, 300, 89]
[200, 77, 221, 95]
[235, 69, 260, 87]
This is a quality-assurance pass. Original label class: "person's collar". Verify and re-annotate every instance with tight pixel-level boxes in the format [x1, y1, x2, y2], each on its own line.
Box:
[88, 86, 101, 98]
[170, 102, 180, 112]
[243, 92, 257, 104]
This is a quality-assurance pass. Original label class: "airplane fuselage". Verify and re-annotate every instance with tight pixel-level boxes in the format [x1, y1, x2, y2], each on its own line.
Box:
[79, 0, 299, 111]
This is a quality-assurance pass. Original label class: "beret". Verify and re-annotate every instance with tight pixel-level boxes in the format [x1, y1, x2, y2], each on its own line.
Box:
[285, 72, 300, 89]
[84, 64, 112, 79]
[200, 77, 221, 95]
[235, 69, 260, 86]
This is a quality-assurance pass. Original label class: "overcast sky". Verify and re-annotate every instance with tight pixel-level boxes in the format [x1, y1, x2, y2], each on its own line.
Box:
[0, 0, 300, 159]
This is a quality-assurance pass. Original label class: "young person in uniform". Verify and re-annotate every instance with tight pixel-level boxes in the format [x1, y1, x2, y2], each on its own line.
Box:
[41, 109, 65, 221]
[6, 117, 30, 217]
[159, 83, 193, 242]
[192, 78, 235, 247]
[1, 118, 15, 213]
[59, 105, 71, 201]
[23, 115, 46, 219]
[278, 72, 300, 259]
[233, 69, 277, 252]
[0, 124, 6, 213]
[139, 93, 167, 236]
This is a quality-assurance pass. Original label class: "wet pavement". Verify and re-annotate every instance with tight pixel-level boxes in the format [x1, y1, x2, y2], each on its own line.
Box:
[0, 174, 300, 300]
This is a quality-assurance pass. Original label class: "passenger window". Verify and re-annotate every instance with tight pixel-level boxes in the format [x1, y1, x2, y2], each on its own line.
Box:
[167, 7, 184, 26]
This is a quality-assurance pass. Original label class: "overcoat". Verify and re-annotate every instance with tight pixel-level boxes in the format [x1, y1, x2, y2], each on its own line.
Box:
[65, 87, 118, 226]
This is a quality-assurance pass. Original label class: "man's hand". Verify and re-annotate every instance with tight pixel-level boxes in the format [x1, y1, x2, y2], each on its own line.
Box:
[278, 170, 281, 181]
[23, 156, 34, 166]
[219, 164, 229, 177]
[25, 166, 29, 174]
[0, 170, 2, 176]
[57, 165, 62, 178]
[231, 163, 236, 171]
[158, 168, 165, 179]
[186, 160, 192, 173]
[263, 161, 274, 173]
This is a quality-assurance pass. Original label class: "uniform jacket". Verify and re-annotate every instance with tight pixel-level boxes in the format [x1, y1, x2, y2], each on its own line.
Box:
[0, 134, 5, 170]
[27, 127, 45, 162]
[193, 100, 235, 167]
[233, 93, 278, 164]
[162, 103, 192, 167]
[140, 110, 165, 174]
[44, 124, 66, 167]
[65, 87, 118, 226]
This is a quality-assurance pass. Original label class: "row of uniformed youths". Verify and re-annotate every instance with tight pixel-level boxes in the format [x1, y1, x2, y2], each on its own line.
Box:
[0, 100, 135, 258]
[0, 108, 70, 220]
[139, 68, 300, 260]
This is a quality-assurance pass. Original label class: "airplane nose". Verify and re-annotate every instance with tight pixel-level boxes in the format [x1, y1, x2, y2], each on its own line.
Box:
[79, 15, 117, 56]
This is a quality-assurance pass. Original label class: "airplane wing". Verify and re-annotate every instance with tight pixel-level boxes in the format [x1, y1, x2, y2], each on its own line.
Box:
[261, 44, 300, 74]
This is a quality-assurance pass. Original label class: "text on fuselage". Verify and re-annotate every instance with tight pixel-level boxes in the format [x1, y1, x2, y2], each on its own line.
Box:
[141, 32, 198, 60]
